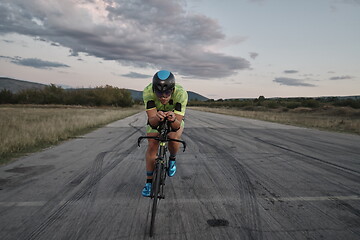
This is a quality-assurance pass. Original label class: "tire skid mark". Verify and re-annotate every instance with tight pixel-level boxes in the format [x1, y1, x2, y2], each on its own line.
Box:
[202, 128, 360, 238]
[252, 170, 360, 238]
[189, 153, 245, 239]
[253, 137, 360, 176]
[23, 151, 107, 240]
[20, 126, 142, 240]
[190, 128, 334, 239]
[205, 126, 360, 179]
[209, 127, 360, 198]
[262, 129, 360, 156]
[168, 184, 190, 240]
[186, 111, 360, 239]
[176, 153, 231, 239]
[184, 129, 264, 240]
[68, 151, 106, 240]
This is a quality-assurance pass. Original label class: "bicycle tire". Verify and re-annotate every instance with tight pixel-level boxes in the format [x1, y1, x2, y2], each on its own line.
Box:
[150, 162, 162, 237]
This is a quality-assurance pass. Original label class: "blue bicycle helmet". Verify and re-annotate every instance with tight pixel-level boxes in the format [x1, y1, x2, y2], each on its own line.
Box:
[152, 70, 175, 97]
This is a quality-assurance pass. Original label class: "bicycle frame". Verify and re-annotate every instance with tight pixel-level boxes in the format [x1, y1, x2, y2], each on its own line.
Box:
[137, 118, 186, 237]
[137, 120, 186, 196]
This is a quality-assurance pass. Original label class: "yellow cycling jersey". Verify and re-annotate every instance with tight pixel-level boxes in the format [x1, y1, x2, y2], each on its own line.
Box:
[143, 83, 188, 116]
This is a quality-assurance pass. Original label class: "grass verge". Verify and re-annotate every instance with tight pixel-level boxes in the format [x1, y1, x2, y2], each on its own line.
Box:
[0, 105, 142, 165]
[189, 106, 360, 135]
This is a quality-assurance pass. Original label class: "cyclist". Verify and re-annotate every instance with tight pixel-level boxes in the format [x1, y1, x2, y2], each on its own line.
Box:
[141, 70, 188, 197]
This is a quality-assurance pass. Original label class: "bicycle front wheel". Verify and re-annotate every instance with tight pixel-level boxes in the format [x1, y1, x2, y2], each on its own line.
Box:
[150, 162, 162, 237]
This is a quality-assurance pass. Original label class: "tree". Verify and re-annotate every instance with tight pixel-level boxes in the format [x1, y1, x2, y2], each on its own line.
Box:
[0, 89, 14, 104]
[258, 96, 265, 102]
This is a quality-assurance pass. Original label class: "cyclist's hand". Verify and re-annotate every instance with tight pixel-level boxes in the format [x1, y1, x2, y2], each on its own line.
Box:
[166, 112, 176, 122]
[156, 111, 166, 121]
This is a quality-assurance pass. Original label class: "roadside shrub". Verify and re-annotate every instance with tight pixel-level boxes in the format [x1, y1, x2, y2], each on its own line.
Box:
[264, 100, 280, 109]
[0, 89, 14, 104]
[302, 99, 320, 108]
[42, 84, 65, 104]
[16, 89, 45, 104]
[334, 99, 360, 109]
[286, 102, 301, 109]
[1, 84, 133, 107]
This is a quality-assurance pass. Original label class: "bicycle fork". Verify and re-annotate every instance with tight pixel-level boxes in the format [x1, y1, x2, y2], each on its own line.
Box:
[152, 143, 168, 199]
[152, 160, 167, 199]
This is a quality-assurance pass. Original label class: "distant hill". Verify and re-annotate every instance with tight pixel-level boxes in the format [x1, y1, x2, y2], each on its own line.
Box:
[188, 91, 208, 101]
[127, 89, 143, 101]
[0, 77, 209, 101]
[0, 77, 47, 93]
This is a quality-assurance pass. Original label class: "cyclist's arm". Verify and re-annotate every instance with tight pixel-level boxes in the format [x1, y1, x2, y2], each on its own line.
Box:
[147, 109, 183, 130]
[166, 112, 183, 130]
[146, 108, 162, 128]
[171, 114, 183, 130]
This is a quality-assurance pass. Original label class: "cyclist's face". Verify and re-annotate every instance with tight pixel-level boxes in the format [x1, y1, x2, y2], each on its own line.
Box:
[155, 89, 172, 104]
[158, 94, 171, 104]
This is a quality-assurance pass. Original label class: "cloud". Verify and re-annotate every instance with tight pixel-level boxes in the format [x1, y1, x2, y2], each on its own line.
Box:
[249, 52, 258, 60]
[5, 56, 70, 69]
[121, 72, 152, 79]
[331, 0, 360, 11]
[329, 75, 353, 80]
[0, 0, 250, 79]
[342, 0, 360, 5]
[273, 77, 316, 87]
[284, 70, 298, 74]
[2, 39, 14, 43]
[0, 55, 13, 60]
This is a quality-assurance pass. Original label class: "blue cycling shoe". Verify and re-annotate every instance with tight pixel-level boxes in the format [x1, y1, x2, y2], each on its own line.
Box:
[168, 160, 176, 177]
[142, 183, 152, 197]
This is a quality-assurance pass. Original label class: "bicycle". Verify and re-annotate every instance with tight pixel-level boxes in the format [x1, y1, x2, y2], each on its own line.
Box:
[137, 117, 186, 237]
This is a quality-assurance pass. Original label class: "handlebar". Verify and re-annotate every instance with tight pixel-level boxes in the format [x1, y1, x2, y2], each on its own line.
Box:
[137, 136, 187, 152]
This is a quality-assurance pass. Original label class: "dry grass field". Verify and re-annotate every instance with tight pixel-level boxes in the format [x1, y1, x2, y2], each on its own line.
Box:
[190, 106, 360, 135]
[0, 105, 142, 164]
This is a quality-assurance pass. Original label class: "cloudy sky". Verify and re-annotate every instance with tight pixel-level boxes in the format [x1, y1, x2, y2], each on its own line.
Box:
[0, 0, 359, 99]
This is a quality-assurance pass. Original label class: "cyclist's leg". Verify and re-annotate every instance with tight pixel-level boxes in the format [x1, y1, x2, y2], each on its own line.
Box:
[146, 132, 159, 179]
[145, 124, 160, 175]
[167, 126, 183, 177]
[168, 122, 184, 155]
[142, 126, 159, 197]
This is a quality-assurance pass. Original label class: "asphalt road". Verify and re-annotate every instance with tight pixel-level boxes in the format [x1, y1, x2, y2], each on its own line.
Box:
[0, 109, 359, 240]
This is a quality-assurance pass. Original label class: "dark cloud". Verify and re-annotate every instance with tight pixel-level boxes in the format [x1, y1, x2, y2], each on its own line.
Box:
[4, 56, 70, 69]
[273, 77, 316, 87]
[329, 75, 353, 80]
[0, 55, 13, 60]
[0, 0, 250, 78]
[331, 0, 360, 11]
[249, 52, 258, 59]
[34, 37, 48, 42]
[284, 70, 298, 74]
[342, 0, 360, 5]
[2, 39, 14, 43]
[121, 72, 152, 79]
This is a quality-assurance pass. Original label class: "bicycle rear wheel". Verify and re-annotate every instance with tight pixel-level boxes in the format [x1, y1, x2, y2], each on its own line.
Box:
[150, 162, 162, 237]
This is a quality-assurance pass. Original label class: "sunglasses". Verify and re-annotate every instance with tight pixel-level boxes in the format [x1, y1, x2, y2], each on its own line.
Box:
[155, 89, 173, 98]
